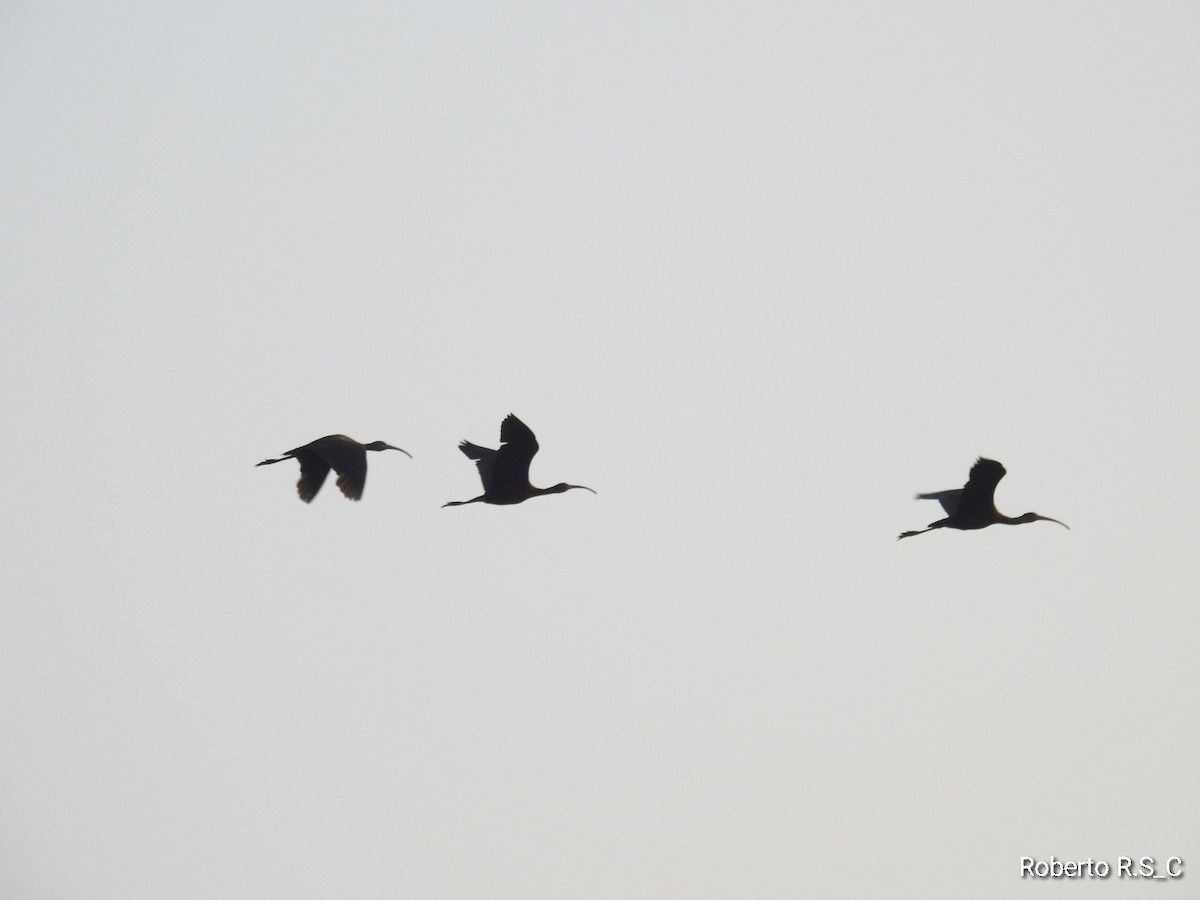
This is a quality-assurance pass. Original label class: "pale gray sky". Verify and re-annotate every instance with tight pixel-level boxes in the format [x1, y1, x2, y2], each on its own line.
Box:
[1, 1, 1197, 897]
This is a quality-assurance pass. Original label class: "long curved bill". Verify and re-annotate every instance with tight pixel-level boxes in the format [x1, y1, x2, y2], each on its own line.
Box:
[1039, 515, 1069, 530]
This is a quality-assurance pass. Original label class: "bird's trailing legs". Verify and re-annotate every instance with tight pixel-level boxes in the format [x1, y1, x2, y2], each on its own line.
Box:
[897, 519, 951, 540]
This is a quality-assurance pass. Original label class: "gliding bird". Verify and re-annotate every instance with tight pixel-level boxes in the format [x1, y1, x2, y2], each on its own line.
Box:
[257, 434, 411, 502]
[444, 414, 595, 507]
[898, 458, 1068, 540]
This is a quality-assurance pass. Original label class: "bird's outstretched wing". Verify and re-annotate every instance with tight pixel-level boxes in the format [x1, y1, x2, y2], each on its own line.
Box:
[319, 441, 368, 501]
[916, 489, 962, 516]
[458, 441, 497, 488]
[290, 448, 332, 503]
[499, 414, 538, 454]
[496, 413, 538, 487]
[960, 457, 1006, 514]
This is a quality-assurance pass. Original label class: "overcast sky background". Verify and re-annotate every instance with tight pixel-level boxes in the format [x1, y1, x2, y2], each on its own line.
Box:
[2, 2, 1197, 897]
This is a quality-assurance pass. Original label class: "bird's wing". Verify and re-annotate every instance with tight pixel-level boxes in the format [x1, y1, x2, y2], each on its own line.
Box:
[317, 438, 368, 501]
[960, 457, 1006, 513]
[917, 489, 962, 517]
[291, 449, 332, 503]
[459, 441, 497, 488]
[500, 414, 538, 455]
[496, 414, 538, 486]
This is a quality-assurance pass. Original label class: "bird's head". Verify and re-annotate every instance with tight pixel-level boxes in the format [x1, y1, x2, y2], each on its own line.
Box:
[365, 441, 413, 458]
[1016, 512, 1069, 530]
[546, 482, 597, 496]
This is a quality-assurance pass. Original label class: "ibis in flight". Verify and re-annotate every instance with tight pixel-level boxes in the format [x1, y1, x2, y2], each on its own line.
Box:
[444, 414, 595, 507]
[898, 458, 1068, 540]
[257, 435, 411, 502]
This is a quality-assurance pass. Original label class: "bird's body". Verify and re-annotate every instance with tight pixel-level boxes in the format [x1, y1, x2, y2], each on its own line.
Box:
[898, 458, 1068, 540]
[444, 414, 595, 507]
[257, 434, 410, 502]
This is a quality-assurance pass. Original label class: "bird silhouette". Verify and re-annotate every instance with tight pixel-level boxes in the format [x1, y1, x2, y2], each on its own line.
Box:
[444, 414, 595, 507]
[257, 435, 411, 502]
[898, 458, 1068, 540]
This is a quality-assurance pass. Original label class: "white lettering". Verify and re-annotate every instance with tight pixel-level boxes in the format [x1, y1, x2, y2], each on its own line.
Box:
[1020, 857, 1111, 879]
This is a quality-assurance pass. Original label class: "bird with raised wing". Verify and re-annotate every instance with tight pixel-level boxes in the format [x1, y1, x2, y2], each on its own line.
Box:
[257, 435, 411, 502]
[444, 414, 595, 507]
[898, 458, 1068, 540]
